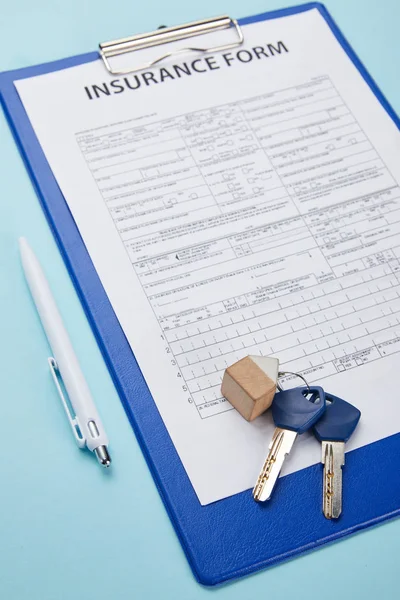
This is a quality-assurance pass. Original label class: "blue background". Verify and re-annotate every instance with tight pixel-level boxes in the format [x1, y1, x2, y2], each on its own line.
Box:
[1, 1, 399, 598]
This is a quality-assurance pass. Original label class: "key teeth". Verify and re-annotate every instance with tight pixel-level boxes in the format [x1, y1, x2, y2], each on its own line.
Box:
[253, 487, 271, 502]
[253, 429, 284, 501]
[253, 455, 276, 501]
[323, 463, 334, 519]
[253, 428, 297, 503]
[321, 441, 344, 520]
[253, 464, 275, 501]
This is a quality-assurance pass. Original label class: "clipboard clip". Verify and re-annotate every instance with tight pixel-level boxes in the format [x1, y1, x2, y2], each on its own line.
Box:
[99, 15, 244, 76]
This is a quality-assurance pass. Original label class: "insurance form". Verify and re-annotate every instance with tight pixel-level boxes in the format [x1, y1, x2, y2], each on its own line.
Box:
[16, 8, 400, 504]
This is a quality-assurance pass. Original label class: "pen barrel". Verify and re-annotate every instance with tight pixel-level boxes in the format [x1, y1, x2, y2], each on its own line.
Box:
[20, 239, 108, 452]
[52, 333, 109, 452]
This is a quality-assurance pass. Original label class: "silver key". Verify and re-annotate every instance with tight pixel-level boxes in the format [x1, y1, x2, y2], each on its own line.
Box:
[313, 393, 361, 520]
[253, 386, 326, 502]
[253, 428, 297, 501]
[321, 441, 344, 519]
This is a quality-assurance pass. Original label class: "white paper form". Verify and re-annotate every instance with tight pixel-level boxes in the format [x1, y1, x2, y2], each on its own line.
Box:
[16, 8, 400, 504]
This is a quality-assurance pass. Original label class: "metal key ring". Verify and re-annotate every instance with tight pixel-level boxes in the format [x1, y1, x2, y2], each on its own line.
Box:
[277, 371, 310, 392]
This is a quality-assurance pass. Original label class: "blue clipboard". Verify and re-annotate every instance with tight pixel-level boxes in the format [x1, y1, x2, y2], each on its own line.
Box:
[1, 2, 400, 585]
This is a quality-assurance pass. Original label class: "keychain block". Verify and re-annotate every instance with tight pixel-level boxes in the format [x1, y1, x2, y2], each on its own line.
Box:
[221, 355, 279, 421]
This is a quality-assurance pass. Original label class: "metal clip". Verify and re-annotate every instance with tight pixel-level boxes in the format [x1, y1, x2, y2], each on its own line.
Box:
[99, 15, 244, 75]
[48, 357, 86, 448]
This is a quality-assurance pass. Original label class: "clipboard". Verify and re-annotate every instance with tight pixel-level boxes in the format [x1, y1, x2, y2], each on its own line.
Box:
[1, 2, 400, 586]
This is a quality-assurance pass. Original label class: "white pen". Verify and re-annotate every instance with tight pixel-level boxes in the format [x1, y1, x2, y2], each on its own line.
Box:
[19, 237, 111, 467]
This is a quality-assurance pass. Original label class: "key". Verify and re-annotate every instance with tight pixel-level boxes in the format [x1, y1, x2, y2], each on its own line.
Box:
[253, 386, 326, 502]
[313, 394, 361, 520]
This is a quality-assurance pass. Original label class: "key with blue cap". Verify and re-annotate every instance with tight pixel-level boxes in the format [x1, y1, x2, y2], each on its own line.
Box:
[253, 386, 326, 502]
[313, 394, 361, 519]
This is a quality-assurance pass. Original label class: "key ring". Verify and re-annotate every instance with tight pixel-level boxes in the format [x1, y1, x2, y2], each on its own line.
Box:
[277, 371, 310, 392]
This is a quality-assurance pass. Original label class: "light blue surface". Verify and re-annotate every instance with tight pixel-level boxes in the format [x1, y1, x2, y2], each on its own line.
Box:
[0, 1, 399, 598]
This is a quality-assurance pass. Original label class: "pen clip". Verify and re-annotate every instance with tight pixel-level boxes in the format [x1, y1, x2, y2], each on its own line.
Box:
[48, 357, 86, 448]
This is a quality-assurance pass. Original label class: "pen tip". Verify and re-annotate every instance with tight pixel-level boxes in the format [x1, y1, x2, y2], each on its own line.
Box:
[94, 446, 112, 468]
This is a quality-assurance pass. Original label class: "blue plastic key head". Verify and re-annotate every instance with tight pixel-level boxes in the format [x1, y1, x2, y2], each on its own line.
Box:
[271, 386, 326, 434]
[313, 394, 361, 443]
